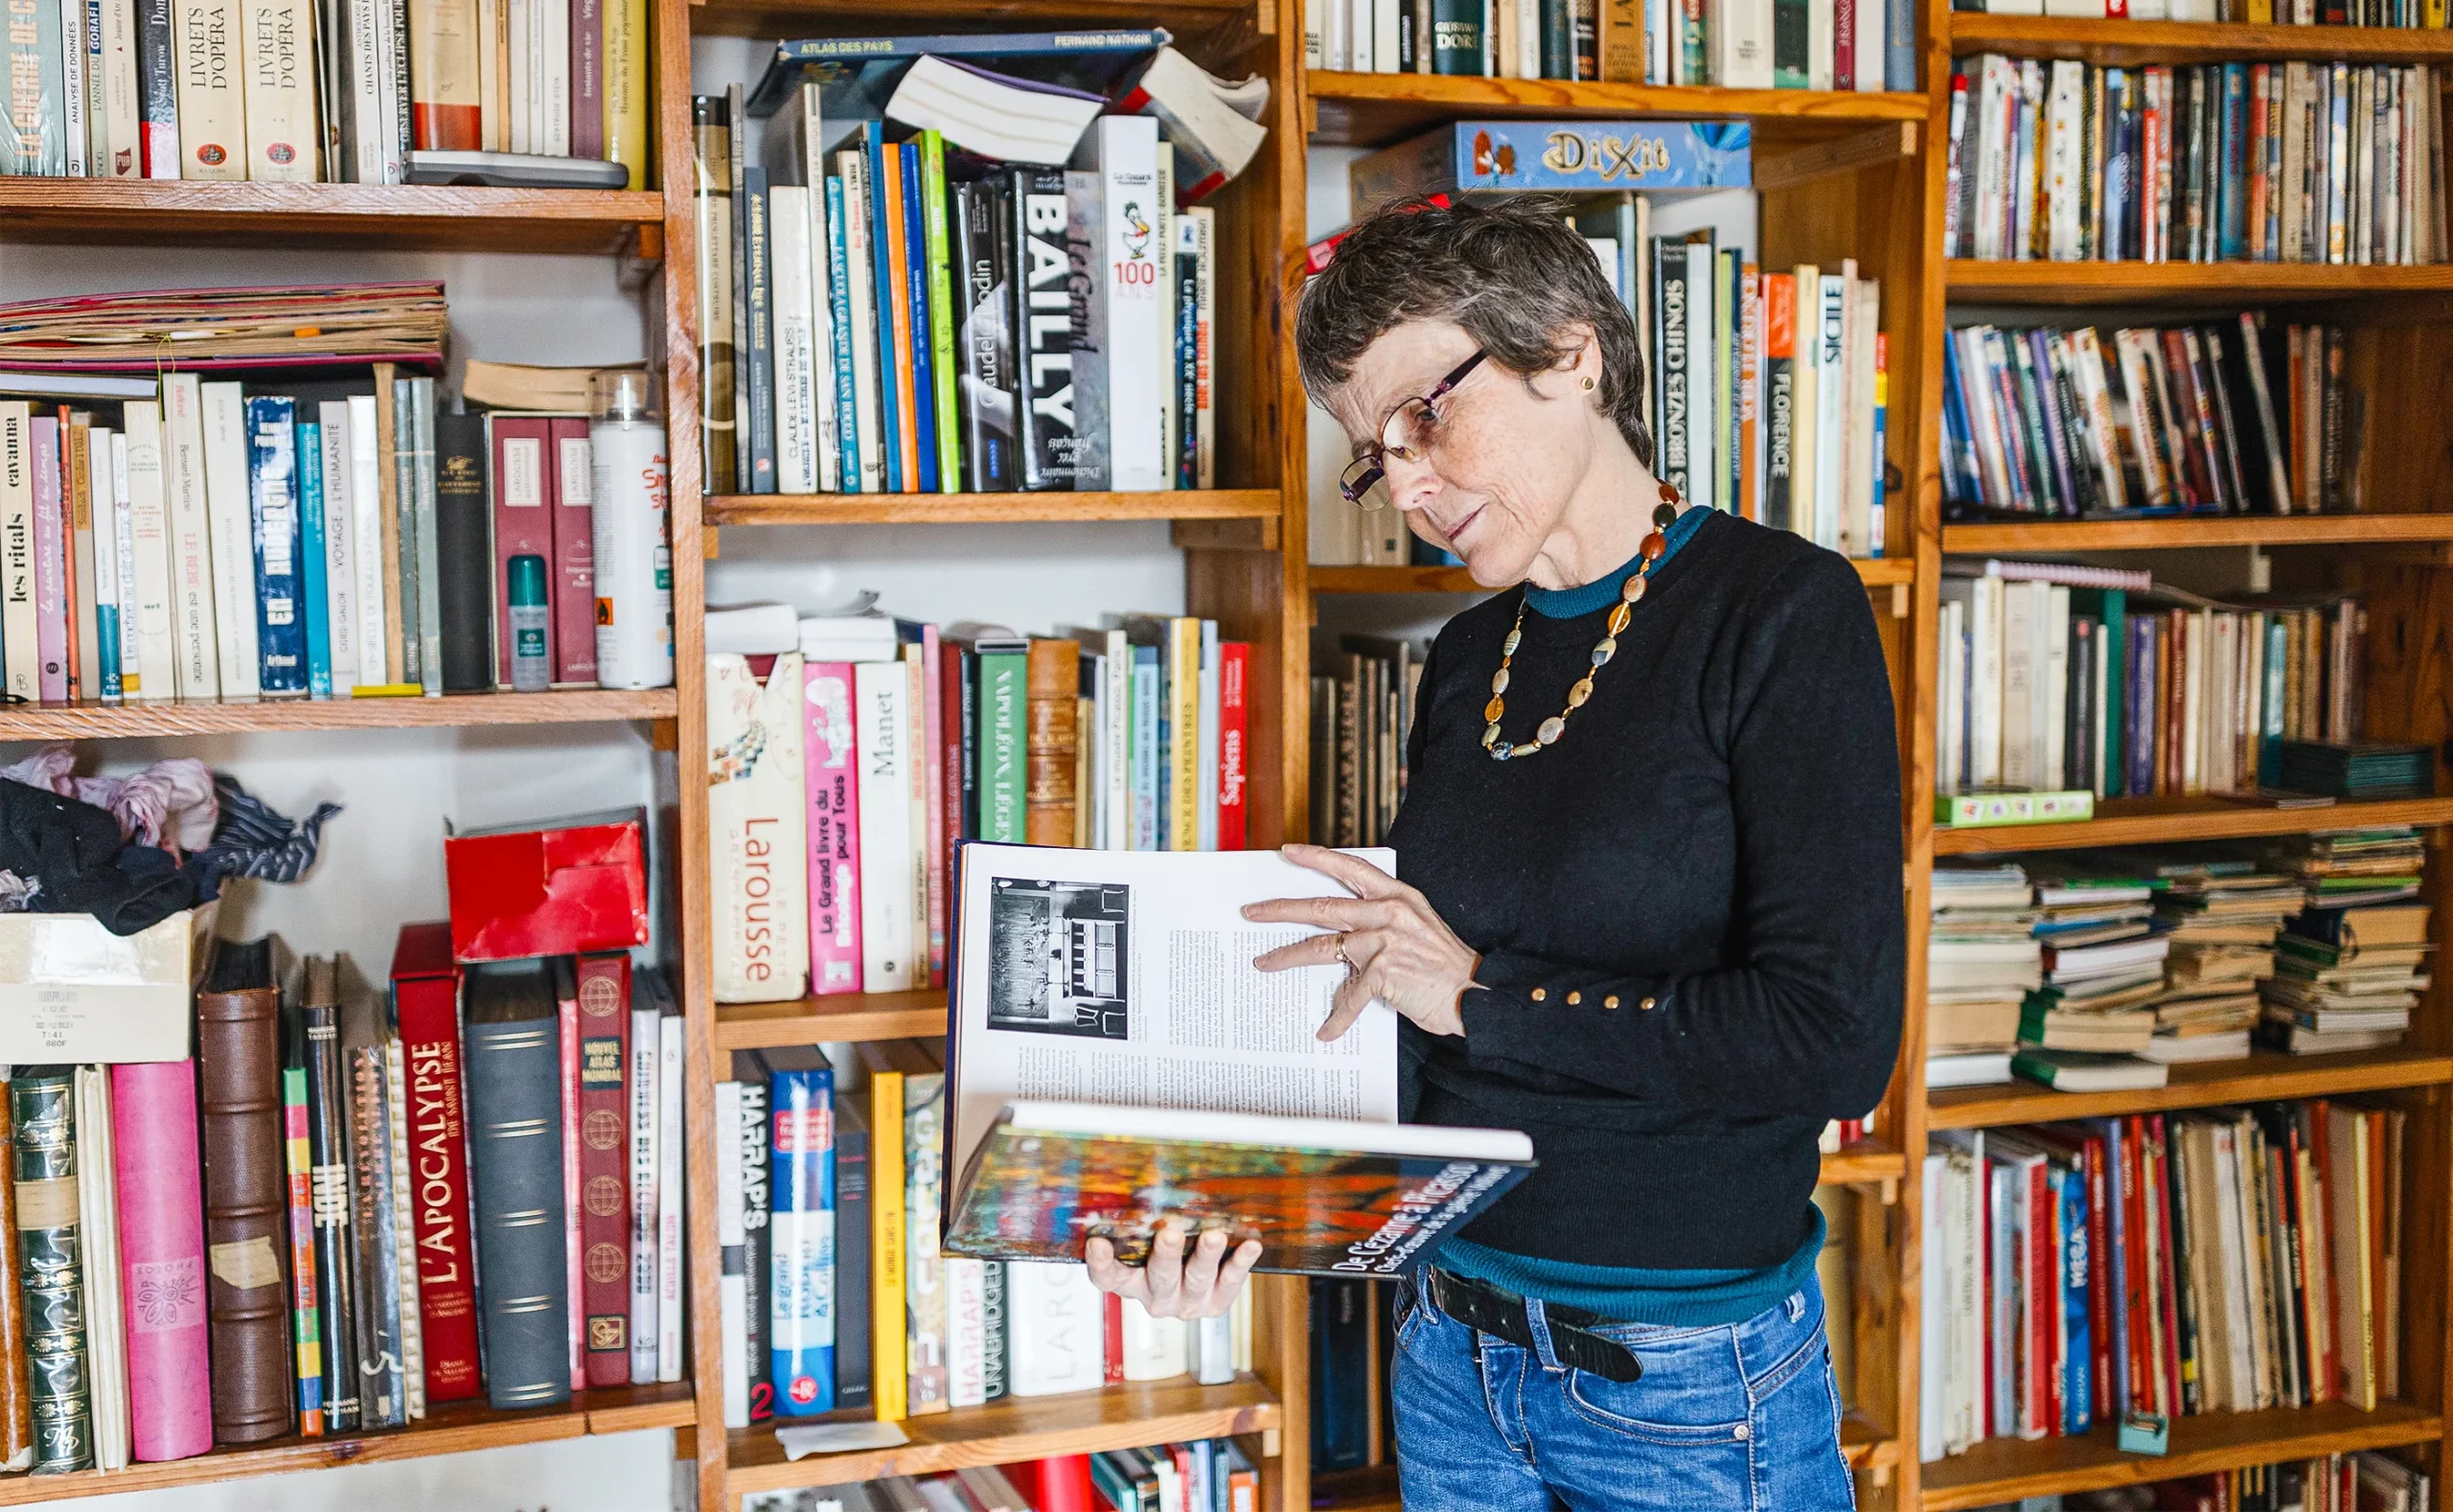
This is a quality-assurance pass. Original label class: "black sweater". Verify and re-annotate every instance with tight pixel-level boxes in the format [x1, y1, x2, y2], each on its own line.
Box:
[1390, 510, 1906, 1271]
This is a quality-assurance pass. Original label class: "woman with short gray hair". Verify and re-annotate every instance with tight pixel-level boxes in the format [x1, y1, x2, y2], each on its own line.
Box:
[1088, 195, 1904, 1510]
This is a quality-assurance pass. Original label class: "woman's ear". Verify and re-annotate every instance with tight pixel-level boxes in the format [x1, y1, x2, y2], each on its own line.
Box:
[1538, 323, 1603, 400]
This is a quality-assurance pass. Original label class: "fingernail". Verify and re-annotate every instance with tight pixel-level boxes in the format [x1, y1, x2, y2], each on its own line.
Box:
[1240, 904, 1258, 919]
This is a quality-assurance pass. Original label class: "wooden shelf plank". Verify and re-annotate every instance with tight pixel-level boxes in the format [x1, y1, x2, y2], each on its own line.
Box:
[686, 0, 1244, 37]
[0, 688, 679, 741]
[1943, 514, 2453, 552]
[1932, 794, 2453, 855]
[715, 991, 947, 1050]
[722, 1377, 1280, 1497]
[1920, 1400, 2442, 1510]
[1945, 258, 2453, 304]
[1308, 558, 1912, 594]
[704, 490, 1280, 526]
[1945, 14, 2453, 67]
[1821, 1138, 1907, 1189]
[0, 180, 663, 255]
[1929, 1047, 2453, 1130]
[1304, 71, 1926, 148]
[0, 1384, 696, 1506]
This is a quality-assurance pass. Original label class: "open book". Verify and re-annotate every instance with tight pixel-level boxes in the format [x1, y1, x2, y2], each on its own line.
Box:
[940, 843, 1533, 1278]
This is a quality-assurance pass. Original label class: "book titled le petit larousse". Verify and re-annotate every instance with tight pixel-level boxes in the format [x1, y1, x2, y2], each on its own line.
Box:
[938, 845, 1533, 1279]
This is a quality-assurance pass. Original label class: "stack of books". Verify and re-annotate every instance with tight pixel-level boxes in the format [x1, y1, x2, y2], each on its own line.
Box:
[706, 607, 1249, 1006]
[1308, 636, 1422, 849]
[1936, 572, 2369, 804]
[2144, 857, 2302, 1063]
[0, 0, 651, 184]
[2257, 835, 2433, 1054]
[1928, 862, 2041, 1088]
[2013, 870, 2168, 1085]
[1308, 0, 1916, 92]
[738, 1447, 1263, 1512]
[2275, 739, 2437, 800]
[2048, 1455, 2433, 1512]
[1940, 315, 2353, 517]
[1923, 1100, 2411, 1465]
[716, 1044, 1253, 1428]
[1943, 57, 2447, 266]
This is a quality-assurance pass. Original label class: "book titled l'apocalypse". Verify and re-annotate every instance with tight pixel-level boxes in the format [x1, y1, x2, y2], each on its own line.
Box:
[1351, 120, 1752, 215]
[939, 844, 1534, 1279]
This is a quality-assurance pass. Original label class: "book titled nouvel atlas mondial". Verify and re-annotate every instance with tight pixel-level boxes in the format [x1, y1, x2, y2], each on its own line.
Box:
[938, 844, 1533, 1279]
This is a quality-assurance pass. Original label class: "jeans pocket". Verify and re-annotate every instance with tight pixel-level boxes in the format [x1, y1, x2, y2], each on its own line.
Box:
[1559, 1330, 1753, 1447]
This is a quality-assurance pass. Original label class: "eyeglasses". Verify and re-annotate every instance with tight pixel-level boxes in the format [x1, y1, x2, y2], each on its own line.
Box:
[1338, 349, 1490, 513]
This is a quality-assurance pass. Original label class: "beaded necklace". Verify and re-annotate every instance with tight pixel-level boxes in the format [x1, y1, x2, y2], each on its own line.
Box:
[1481, 484, 1682, 762]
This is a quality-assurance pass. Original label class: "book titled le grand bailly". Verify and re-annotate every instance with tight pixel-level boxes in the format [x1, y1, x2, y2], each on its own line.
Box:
[937, 844, 1533, 1279]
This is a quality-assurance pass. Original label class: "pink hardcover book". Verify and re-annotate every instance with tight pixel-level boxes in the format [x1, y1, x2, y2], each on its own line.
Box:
[111, 1061, 214, 1463]
[31, 417, 66, 702]
[558, 975, 585, 1390]
[804, 659, 863, 995]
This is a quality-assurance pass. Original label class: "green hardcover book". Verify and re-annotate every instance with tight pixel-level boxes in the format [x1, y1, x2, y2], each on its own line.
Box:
[918, 130, 962, 495]
[1771, 0, 1809, 88]
[2069, 586, 2127, 799]
[970, 632, 1028, 843]
[11, 1069, 91, 1474]
[1429, 0, 1482, 75]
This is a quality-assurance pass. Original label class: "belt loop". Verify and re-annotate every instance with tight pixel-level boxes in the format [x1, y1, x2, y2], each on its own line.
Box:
[1522, 1297, 1564, 1373]
[1787, 1291, 1806, 1323]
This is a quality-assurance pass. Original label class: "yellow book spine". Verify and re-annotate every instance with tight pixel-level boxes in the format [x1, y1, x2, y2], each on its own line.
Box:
[1169, 617, 1199, 850]
[870, 1070, 907, 1421]
[601, 0, 649, 187]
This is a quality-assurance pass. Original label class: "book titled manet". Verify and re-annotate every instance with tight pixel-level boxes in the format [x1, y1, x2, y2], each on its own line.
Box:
[1351, 120, 1753, 215]
[938, 843, 1534, 1278]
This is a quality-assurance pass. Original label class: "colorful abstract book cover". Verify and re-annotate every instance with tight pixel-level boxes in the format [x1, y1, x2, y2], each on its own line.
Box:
[1351, 119, 1752, 214]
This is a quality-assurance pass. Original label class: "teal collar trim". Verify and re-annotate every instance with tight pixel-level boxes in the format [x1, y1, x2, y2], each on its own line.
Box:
[1524, 503, 1709, 621]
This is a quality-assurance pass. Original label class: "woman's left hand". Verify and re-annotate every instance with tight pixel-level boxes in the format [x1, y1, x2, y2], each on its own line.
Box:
[1247, 843, 1479, 1042]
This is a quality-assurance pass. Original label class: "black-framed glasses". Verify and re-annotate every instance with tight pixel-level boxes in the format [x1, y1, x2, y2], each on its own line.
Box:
[1338, 349, 1490, 513]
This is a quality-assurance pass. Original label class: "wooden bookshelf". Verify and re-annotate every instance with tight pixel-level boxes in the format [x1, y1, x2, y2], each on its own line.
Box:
[1942, 514, 2453, 553]
[701, 489, 1281, 526]
[1931, 794, 2453, 855]
[1309, 558, 1914, 593]
[1929, 1047, 2453, 1130]
[0, 688, 678, 740]
[1304, 71, 1926, 148]
[0, 180, 664, 255]
[721, 1377, 1283, 1499]
[0, 1385, 696, 1507]
[1942, 259, 2453, 304]
[713, 991, 947, 1050]
[1944, 13, 2453, 67]
[1920, 1401, 2443, 1511]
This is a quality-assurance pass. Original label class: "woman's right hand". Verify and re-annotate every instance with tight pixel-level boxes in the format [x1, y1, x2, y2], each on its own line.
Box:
[1083, 1221, 1263, 1320]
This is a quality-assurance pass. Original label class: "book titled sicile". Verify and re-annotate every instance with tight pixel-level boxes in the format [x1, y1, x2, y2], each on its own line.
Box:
[939, 844, 1534, 1279]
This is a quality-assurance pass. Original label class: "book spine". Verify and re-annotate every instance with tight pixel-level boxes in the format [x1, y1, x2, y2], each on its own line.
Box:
[133, 0, 173, 172]
[768, 1065, 835, 1415]
[600, 0, 642, 182]
[980, 1261, 1007, 1400]
[240, 397, 306, 696]
[195, 382, 252, 697]
[652, 1010, 680, 1382]
[903, 1071, 947, 1414]
[1218, 639, 1248, 850]
[394, 970, 482, 1403]
[467, 1001, 574, 1410]
[1430, 0, 1480, 72]
[824, 173, 864, 492]
[1064, 168, 1109, 490]
[381, 1045, 424, 1421]
[1025, 637, 1081, 845]
[63, 415, 92, 704]
[239, 0, 315, 177]
[406, 0, 478, 148]
[490, 416, 551, 687]
[432, 410, 492, 694]
[743, 166, 778, 495]
[627, 1004, 659, 1384]
[409, 378, 444, 695]
[1095, 119, 1164, 492]
[831, 1110, 871, 1413]
[11, 1072, 90, 1473]
[279, 1061, 323, 1434]
[805, 660, 863, 993]
[1013, 169, 1074, 491]
[842, 138, 886, 493]
[769, 184, 818, 496]
[109, 1062, 212, 1463]
[297, 422, 331, 697]
[194, 984, 292, 1444]
[170, 0, 241, 176]
[28, 417, 62, 702]
[954, 178, 1018, 492]
[576, 953, 633, 1388]
[541, 416, 594, 684]
[1174, 214, 1200, 490]
[715, 1080, 745, 1427]
[735, 1074, 769, 1422]
[301, 1004, 361, 1432]
[921, 130, 961, 493]
[895, 140, 938, 492]
[869, 1069, 906, 1421]
[947, 1258, 986, 1408]
[877, 135, 915, 491]
[566, 0, 596, 157]
[692, 98, 737, 495]
[855, 659, 915, 991]
[559, 977, 582, 1390]
[347, 1046, 406, 1429]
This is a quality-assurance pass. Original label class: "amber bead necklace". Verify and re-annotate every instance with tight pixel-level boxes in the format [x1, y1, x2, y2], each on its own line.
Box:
[1481, 483, 1683, 762]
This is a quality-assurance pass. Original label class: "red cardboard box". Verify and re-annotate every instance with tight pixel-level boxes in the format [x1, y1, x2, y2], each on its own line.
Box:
[444, 808, 650, 963]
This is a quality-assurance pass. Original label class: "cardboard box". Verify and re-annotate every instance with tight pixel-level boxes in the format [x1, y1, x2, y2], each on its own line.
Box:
[0, 905, 217, 1063]
[444, 807, 651, 963]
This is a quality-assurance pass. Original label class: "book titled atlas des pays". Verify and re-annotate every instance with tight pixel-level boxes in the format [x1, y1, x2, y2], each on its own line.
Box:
[937, 844, 1533, 1279]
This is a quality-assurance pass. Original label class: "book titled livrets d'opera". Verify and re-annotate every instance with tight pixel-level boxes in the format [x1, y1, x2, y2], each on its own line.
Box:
[939, 843, 1533, 1279]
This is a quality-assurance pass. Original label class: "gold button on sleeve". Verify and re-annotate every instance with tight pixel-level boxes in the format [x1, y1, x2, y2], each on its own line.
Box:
[1566, 991, 1581, 1005]
[1604, 995, 1620, 1009]
[1639, 996, 1658, 1011]
[1530, 988, 1547, 1002]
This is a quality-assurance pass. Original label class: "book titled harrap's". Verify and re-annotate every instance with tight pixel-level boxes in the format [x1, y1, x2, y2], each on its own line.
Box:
[1351, 119, 1752, 214]
[937, 845, 1533, 1279]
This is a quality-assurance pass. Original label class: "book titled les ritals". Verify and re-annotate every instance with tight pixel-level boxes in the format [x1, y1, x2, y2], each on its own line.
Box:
[939, 844, 1533, 1280]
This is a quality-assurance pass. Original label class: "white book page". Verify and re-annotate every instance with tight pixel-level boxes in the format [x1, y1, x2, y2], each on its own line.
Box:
[948, 843, 1398, 1180]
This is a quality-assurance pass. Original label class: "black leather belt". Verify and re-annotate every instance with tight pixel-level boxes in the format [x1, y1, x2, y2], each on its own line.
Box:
[1423, 1267, 1645, 1384]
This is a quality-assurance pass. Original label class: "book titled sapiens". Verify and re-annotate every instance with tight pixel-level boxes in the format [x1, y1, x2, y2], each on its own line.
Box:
[939, 843, 1533, 1279]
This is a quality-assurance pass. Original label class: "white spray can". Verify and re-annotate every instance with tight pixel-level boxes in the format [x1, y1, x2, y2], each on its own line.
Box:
[589, 369, 674, 690]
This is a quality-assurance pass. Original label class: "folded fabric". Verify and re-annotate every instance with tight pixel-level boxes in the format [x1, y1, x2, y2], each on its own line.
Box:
[0, 779, 197, 935]
[187, 774, 341, 899]
[0, 745, 218, 853]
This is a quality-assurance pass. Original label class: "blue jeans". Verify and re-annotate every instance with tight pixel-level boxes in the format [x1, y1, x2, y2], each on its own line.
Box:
[1391, 1274, 1856, 1512]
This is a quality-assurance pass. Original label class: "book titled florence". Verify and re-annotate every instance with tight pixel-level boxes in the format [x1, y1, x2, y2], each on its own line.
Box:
[940, 845, 1534, 1279]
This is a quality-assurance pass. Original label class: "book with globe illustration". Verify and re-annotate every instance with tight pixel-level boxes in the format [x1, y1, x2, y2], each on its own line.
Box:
[937, 843, 1536, 1278]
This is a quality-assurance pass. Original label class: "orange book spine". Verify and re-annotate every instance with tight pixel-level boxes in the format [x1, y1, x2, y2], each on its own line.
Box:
[879, 141, 922, 491]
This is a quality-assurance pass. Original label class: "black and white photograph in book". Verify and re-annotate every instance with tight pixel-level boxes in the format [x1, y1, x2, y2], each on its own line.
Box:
[987, 879, 1132, 1040]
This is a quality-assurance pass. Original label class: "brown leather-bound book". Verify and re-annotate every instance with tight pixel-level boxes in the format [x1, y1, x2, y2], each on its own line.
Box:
[1024, 637, 1080, 846]
[195, 936, 295, 1445]
[0, 1076, 32, 1468]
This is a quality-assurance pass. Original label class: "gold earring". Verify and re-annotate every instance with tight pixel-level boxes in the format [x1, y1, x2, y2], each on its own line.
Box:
[1581, 377, 1596, 391]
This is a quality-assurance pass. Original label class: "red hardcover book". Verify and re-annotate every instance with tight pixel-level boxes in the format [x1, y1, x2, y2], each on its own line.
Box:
[569, 0, 603, 160]
[2148, 1115, 2187, 1416]
[388, 923, 482, 1403]
[575, 952, 632, 1387]
[552, 958, 585, 1390]
[1017, 1455, 1095, 1512]
[1832, 0, 1853, 90]
[1102, 1292, 1123, 1385]
[489, 416, 556, 688]
[548, 415, 598, 685]
[1218, 641, 1248, 850]
[2120, 1116, 2155, 1416]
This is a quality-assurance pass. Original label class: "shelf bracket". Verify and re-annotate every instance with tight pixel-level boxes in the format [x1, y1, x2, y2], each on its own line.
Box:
[1173, 517, 1281, 551]
[1754, 122, 1920, 195]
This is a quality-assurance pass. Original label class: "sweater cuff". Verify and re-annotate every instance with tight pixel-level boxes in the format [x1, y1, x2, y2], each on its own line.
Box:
[1457, 973, 1670, 1077]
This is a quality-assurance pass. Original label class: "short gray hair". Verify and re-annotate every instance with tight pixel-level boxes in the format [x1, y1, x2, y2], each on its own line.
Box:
[1295, 195, 1653, 466]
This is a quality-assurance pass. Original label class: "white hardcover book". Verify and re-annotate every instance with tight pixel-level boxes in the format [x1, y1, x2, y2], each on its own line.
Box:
[476, 0, 500, 148]
[1514, 0, 1537, 80]
[714, 1078, 749, 1430]
[378, 1042, 425, 1420]
[98, 0, 138, 173]
[506, 0, 531, 152]
[1075, 116, 1166, 491]
[1120, 1299, 1190, 1382]
[855, 658, 916, 992]
[1842, 276, 1877, 557]
[172, 0, 245, 177]
[708, 652, 812, 1002]
[1186, 206, 1215, 488]
[1997, 579, 2034, 790]
[347, 393, 386, 683]
[837, 149, 885, 493]
[539, 0, 567, 155]
[1937, 597, 1964, 794]
[1685, 241, 1716, 514]
[768, 184, 821, 494]
[2046, 60, 2083, 259]
[1966, 576, 2004, 788]
[348, 0, 389, 181]
[74, 1071, 127, 1471]
[197, 381, 258, 698]
[58, 0, 87, 174]
[1373, 0, 1399, 73]
[1806, 0, 1832, 90]
[655, 1008, 684, 1383]
[1155, 146, 1177, 493]
[1972, 56, 2013, 262]
[1104, 628, 1130, 849]
[315, 401, 355, 688]
[628, 1001, 661, 1385]
[2182, 607, 2208, 794]
[109, 432, 139, 696]
[1197, 619, 1220, 851]
[1813, 273, 1847, 551]
[121, 403, 173, 699]
[1715, 0, 1772, 90]
[1004, 1261, 1107, 1396]
[240, 0, 318, 179]
[2042, 584, 2070, 790]
[1346, 0, 1368, 72]
[379, 0, 407, 182]
[946, 1257, 989, 1407]
[160, 376, 218, 698]
[0, 404, 32, 702]
[1853, 0, 1883, 93]
[2069, 330, 2128, 511]
[782, 87, 841, 493]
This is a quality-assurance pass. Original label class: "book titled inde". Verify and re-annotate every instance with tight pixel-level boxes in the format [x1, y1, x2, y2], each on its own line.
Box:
[1351, 120, 1752, 216]
[937, 844, 1533, 1279]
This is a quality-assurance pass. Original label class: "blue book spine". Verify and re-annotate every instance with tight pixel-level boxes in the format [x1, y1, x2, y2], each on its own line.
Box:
[866, 123, 903, 493]
[1869, 357, 1886, 557]
[2126, 619, 2156, 798]
[825, 174, 860, 493]
[1939, 335, 1976, 505]
[1988, 1164, 2018, 1438]
[2104, 71, 2133, 261]
[1132, 647, 1158, 851]
[768, 1064, 836, 1416]
[245, 396, 309, 695]
[2059, 1163, 2091, 1436]
[2259, 615, 2286, 787]
[2097, 1119, 2130, 1421]
[1885, 0, 1913, 91]
[296, 421, 332, 698]
[900, 139, 939, 494]
[2219, 64, 2248, 262]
